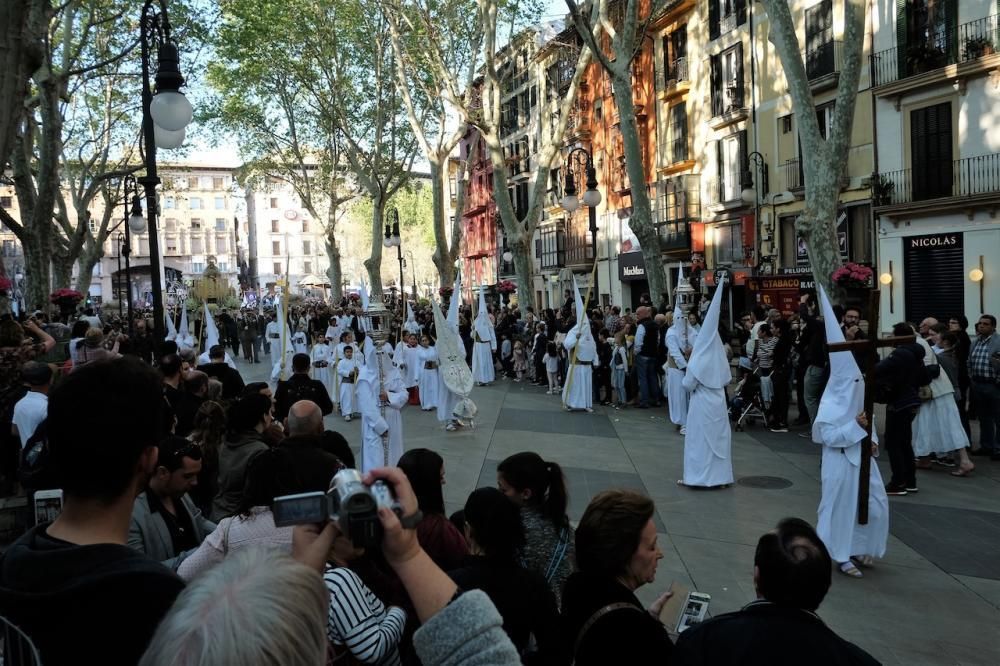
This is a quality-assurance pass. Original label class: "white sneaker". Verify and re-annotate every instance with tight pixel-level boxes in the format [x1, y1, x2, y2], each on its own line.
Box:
[679, 426, 687, 435]
[344, 415, 352, 422]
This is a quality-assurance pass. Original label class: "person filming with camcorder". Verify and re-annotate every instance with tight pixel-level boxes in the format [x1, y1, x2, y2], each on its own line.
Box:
[288, 467, 525, 666]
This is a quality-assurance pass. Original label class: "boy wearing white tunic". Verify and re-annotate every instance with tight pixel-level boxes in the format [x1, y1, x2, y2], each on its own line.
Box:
[417, 335, 439, 411]
[292, 330, 308, 355]
[471, 289, 497, 385]
[337, 346, 359, 421]
[310, 335, 334, 400]
[562, 276, 596, 412]
[679, 278, 733, 488]
[812, 286, 889, 578]
[356, 337, 407, 472]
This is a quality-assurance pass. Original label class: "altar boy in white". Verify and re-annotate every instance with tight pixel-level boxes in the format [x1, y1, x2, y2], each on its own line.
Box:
[679, 276, 733, 488]
[471, 288, 497, 385]
[337, 345, 359, 421]
[812, 285, 888, 578]
[562, 276, 596, 412]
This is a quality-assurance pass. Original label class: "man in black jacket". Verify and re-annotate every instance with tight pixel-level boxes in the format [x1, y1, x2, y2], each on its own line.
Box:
[274, 353, 334, 421]
[198, 345, 246, 400]
[875, 324, 927, 495]
[0, 358, 185, 664]
[673, 517, 878, 665]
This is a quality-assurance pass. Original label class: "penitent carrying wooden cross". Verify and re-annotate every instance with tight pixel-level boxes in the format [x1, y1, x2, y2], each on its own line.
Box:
[826, 290, 915, 525]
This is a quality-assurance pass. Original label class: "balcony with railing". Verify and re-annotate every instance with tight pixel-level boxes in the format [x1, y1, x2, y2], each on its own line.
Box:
[870, 14, 999, 90]
[710, 80, 746, 128]
[872, 153, 1000, 210]
[656, 57, 689, 100]
[564, 96, 591, 143]
[805, 40, 843, 92]
[565, 214, 595, 269]
[719, 11, 738, 36]
[779, 159, 803, 192]
[539, 224, 566, 271]
[656, 175, 700, 253]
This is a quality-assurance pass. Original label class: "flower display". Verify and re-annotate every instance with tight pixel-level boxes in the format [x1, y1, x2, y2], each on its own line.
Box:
[49, 288, 85, 305]
[497, 279, 516, 294]
[0, 276, 12, 292]
[348, 293, 361, 303]
[831, 263, 873, 289]
[438, 286, 454, 297]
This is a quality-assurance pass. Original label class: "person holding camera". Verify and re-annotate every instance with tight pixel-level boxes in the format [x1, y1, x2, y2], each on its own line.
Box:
[293, 467, 523, 666]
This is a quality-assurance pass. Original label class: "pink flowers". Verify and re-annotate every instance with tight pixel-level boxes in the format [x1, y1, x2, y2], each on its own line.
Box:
[438, 286, 454, 297]
[0, 276, 11, 292]
[832, 263, 873, 288]
[497, 280, 516, 294]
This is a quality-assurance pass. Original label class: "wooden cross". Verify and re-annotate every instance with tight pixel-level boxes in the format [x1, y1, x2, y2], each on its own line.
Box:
[826, 290, 915, 524]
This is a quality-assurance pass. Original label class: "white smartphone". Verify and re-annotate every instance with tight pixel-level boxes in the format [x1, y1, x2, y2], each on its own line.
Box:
[675, 591, 711, 633]
[33, 489, 64, 526]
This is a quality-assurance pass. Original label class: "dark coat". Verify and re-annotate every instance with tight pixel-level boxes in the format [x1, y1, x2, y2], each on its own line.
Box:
[672, 600, 879, 665]
[561, 571, 673, 666]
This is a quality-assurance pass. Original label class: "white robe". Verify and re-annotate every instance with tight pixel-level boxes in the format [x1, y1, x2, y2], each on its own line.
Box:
[357, 370, 407, 473]
[681, 373, 733, 487]
[265, 321, 281, 361]
[311, 343, 334, 399]
[292, 331, 308, 355]
[417, 346, 439, 411]
[665, 328, 689, 426]
[561, 328, 594, 410]
[398, 344, 421, 389]
[436, 366, 461, 423]
[472, 340, 496, 384]
[815, 419, 889, 563]
[337, 357, 359, 417]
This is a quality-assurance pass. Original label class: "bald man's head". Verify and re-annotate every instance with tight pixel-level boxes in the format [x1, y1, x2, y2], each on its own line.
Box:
[286, 400, 323, 437]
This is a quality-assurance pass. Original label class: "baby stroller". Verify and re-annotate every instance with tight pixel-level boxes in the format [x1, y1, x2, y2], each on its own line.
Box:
[730, 367, 771, 431]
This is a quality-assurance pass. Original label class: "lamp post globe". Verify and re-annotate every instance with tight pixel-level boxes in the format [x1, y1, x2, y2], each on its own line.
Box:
[582, 188, 601, 208]
[561, 194, 580, 212]
[154, 125, 186, 149]
[149, 91, 193, 132]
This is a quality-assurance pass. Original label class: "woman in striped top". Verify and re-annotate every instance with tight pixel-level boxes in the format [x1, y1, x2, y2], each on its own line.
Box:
[324, 535, 407, 664]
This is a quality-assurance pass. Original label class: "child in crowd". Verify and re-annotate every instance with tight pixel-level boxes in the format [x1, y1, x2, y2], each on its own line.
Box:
[611, 331, 629, 409]
[543, 341, 560, 395]
[512, 339, 527, 382]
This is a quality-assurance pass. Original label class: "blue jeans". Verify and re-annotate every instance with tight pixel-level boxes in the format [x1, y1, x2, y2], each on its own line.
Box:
[971, 380, 1000, 453]
[635, 355, 658, 407]
[612, 368, 626, 404]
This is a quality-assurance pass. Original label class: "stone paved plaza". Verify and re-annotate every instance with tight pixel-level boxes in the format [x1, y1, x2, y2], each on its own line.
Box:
[243, 357, 1000, 666]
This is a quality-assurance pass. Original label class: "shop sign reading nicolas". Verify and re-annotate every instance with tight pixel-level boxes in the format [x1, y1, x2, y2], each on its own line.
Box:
[907, 233, 962, 250]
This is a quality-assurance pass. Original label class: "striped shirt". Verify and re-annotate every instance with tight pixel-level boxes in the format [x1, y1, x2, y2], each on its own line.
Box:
[755, 337, 777, 371]
[969, 333, 997, 380]
[323, 565, 406, 665]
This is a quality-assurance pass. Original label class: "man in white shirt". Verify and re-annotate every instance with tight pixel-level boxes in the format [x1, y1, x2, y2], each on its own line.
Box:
[12, 362, 52, 449]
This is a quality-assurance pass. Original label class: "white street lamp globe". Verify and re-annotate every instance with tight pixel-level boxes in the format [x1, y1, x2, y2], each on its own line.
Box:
[150, 91, 193, 132]
[129, 210, 148, 235]
[561, 194, 580, 212]
[154, 125, 186, 150]
[392, 236, 402, 247]
[502, 250, 513, 263]
[582, 188, 602, 208]
[741, 187, 756, 204]
[383, 237, 392, 248]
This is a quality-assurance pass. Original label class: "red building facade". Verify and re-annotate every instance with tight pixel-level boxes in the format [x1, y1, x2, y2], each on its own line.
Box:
[459, 129, 497, 302]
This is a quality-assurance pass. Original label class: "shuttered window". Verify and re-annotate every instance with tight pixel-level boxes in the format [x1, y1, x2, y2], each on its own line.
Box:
[903, 233, 964, 324]
[910, 101, 952, 200]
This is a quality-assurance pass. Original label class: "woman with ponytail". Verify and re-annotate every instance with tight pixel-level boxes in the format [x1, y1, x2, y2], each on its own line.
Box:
[496, 452, 575, 607]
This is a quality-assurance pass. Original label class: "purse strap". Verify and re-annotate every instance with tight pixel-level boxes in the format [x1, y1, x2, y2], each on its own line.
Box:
[545, 526, 570, 583]
[573, 602, 643, 660]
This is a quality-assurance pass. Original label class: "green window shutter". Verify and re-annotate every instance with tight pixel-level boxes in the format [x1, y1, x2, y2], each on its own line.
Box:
[896, 0, 908, 79]
[945, 0, 958, 63]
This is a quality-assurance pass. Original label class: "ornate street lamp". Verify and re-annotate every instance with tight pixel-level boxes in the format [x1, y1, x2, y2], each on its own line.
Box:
[139, 0, 194, 343]
[384, 208, 403, 312]
[561, 146, 602, 304]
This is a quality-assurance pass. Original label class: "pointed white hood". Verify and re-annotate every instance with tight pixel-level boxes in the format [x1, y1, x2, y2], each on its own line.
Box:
[571, 275, 596, 360]
[359, 279, 370, 332]
[177, 305, 193, 348]
[446, 276, 461, 335]
[686, 278, 730, 389]
[203, 302, 220, 349]
[165, 309, 177, 341]
[812, 285, 866, 444]
[670, 264, 688, 347]
[474, 287, 493, 341]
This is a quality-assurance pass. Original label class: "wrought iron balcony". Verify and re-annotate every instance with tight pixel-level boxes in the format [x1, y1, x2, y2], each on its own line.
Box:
[870, 14, 998, 87]
[873, 153, 1000, 208]
[780, 159, 803, 191]
[655, 174, 700, 252]
[804, 40, 843, 88]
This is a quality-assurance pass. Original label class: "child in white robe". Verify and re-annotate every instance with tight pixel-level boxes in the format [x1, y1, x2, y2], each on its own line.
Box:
[337, 346, 359, 421]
